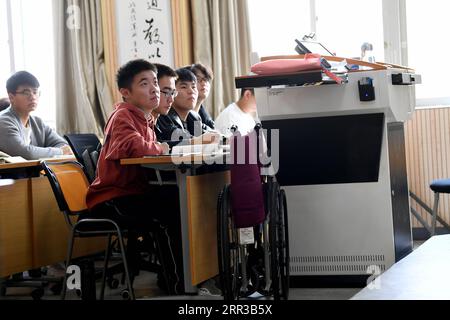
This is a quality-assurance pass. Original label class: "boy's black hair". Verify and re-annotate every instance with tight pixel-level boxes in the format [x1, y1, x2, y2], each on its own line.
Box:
[188, 63, 214, 82]
[116, 59, 157, 90]
[175, 68, 197, 84]
[6, 71, 40, 94]
[240, 88, 255, 99]
[154, 63, 178, 80]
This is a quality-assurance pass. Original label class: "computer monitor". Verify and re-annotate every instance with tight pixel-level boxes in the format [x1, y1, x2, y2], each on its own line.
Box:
[295, 39, 335, 56]
[295, 39, 334, 69]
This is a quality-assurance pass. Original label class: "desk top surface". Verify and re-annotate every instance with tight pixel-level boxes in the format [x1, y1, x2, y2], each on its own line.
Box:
[0, 157, 76, 171]
[121, 152, 229, 166]
[0, 161, 41, 170]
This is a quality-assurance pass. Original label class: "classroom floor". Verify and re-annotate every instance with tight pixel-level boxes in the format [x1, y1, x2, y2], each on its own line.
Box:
[0, 241, 426, 301]
[0, 269, 361, 301]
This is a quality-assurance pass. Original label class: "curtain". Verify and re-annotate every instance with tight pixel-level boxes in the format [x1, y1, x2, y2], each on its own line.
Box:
[53, 0, 114, 137]
[171, 0, 194, 67]
[190, 0, 252, 118]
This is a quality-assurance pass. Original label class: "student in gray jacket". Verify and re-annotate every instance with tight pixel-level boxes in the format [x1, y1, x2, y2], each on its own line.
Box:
[0, 71, 72, 160]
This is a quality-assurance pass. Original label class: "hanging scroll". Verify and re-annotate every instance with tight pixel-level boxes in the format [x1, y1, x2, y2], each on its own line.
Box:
[115, 0, 175, 67]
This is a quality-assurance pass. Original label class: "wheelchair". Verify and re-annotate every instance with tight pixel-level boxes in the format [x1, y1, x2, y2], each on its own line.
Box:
[217, 128, 290, 301]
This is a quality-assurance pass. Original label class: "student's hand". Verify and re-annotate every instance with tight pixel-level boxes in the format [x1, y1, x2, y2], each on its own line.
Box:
[158, 142, 170, 155]
[61, 145, 73, 155]
[208, 129, 221, 135]
[200, 132, 221, 144]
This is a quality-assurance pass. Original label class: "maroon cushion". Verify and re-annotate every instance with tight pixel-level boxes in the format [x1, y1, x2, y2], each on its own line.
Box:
[230, 132, 265, 228]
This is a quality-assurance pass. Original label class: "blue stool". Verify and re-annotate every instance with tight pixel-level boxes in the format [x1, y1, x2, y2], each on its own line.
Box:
[429, 179, 450, 235]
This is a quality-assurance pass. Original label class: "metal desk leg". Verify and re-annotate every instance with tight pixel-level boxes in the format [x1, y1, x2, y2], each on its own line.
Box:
[176, 169, 197, 294]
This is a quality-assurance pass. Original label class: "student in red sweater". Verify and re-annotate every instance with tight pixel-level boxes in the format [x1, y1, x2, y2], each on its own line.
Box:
[85, 59, 183, 294]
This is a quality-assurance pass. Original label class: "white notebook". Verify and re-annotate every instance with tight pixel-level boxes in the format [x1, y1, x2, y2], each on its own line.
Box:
[171, 143, 224, 156]
[2, 156, 27, 164]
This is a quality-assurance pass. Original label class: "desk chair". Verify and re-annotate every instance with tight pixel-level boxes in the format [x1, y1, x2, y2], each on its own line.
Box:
[0, 269, 62, 300]
[429, 179, 450, 236]
[41, 161, 135, 300]
[64, 134, 102, 183]
[64, 134, 126, 289]
[0, 97, 9, 112]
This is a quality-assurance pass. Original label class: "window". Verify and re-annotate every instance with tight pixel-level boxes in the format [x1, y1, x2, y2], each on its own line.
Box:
[248, 1, 447, 107]
[0, 0, 56, 128]
[248, 0, 384, 62]
[315, 0, 384, 62]
[248, 0, 312, 58]
[406, 1, 450, 107]
[0, 0, 12, 95]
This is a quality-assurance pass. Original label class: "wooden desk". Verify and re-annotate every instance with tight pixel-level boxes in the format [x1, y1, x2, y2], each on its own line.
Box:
[0, 178, 33, 277]
[0, 157, 77, 170]
[0, 160, 44, 178]
[0, 160, 106, 277]
[0, 161, 42, 170]
[121, 154, 230, 293]
[0, 157, 76, 176]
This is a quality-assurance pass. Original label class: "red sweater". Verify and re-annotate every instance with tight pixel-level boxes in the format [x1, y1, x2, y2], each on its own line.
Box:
[86, 103, 164, 210]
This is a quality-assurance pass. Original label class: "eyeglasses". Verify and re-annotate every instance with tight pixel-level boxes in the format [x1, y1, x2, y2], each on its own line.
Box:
[196, 76, 210, 84]
[160, 89, 178, 98]
[14, 89, 41, 98]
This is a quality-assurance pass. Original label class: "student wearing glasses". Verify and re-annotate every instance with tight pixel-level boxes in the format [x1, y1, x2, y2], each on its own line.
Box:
[0, 71, 72, 159]
[152, 63, 182, 145]
[157, 67, 219, 145]
[187, 63, 215, 134]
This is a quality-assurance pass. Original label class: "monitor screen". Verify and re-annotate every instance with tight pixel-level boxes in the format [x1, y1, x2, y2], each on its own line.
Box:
[295, 39, 335, 56]
[262, 113, 385, 186]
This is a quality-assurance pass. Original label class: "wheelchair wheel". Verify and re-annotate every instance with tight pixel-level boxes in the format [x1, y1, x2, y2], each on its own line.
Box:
[217, 185, 241, 300]
[269, 183, 290, 300]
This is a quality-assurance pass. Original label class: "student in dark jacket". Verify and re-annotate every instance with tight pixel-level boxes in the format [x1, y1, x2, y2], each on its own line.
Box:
[186, 63, 217, 137]
[187, 63, 215, 131]
[157, 68, 219, 145]
[152, 63, 182, 147]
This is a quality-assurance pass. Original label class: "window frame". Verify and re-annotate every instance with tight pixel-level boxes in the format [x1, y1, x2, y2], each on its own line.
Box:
[5, 0, 15, 74]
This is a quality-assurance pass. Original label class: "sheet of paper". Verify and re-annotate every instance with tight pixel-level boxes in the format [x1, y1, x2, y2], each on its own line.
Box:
[4, 156, 27, 163]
